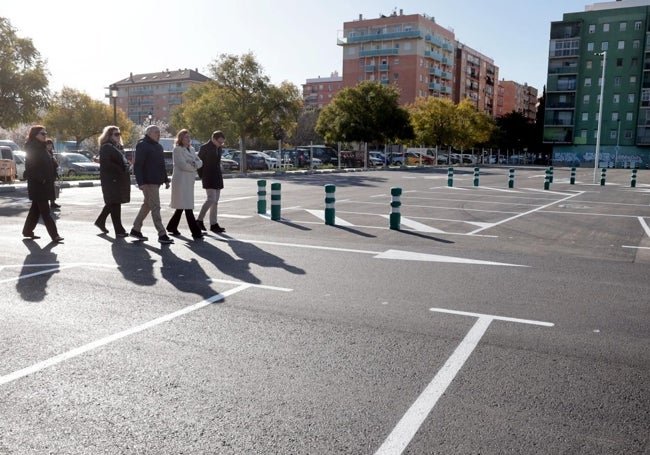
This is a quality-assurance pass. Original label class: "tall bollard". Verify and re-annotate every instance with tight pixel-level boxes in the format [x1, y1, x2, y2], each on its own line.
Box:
[447, 167, 454, 187]
[631, 169, 638, 188]
[390, 187, 402, 230]
[324, 184, 336, 225]
[549, 166, 554, 183]
[600, 168, 606, 186]
[570, 167, 576, 185]
[508, 168, 515, 188]
[257, 179, 267, 214]
[271, 182, 281, 220]
[544, 169, 550, 190]
[473, 167, 479, 187]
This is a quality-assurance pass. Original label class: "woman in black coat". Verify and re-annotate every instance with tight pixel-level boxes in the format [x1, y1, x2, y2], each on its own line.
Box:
[22, 125, 63, 242]
[94, 125, 131, 236]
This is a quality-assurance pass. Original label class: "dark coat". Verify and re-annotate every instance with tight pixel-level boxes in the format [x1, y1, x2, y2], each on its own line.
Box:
[25, 140, 56, 201]
[197, 140, 224, 190]
[99, 141, 131, 204]
[133, 135, 168, 186]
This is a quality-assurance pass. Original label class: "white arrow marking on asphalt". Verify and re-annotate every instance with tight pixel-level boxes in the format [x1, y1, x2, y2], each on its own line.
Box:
[375, 308, 553, 455]
[373, 249, 526, 267]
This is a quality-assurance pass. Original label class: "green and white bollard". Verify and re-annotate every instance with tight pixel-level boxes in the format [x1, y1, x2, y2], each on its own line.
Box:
[544, 169, 550, 190]
[600, 168, 606, 186]
[570, 167, 576, 185]
[473, 167, 479, 187]
[390, 187, 402, 230]
[447, 167, 454, 187]
[324, 184, 335, 225]
[508, 168, 515, 188]
[549, 166, 554, 183]
[631, 169, 638, 188]
[271, 182, 281, 220]
[257, 179, 267, 214]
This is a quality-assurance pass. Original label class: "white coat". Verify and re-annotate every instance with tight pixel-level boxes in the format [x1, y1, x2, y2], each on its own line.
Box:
[170, 145, 202, 209]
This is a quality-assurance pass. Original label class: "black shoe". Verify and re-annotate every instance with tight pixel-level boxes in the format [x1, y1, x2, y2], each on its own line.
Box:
[210, 223, 226, 233]
[23, 232, 40, 239]
[191, 232, 205, 239]
[129, 229, 148, 241]
[196, 220, 207, 231]
[158, 235, 174, 244]
[167, 229, 181, 236]
[52, 236, 64, 243]
[116, 232, 128, 238]
[94, 221, 109, 234]
[50, 202, 61, 209]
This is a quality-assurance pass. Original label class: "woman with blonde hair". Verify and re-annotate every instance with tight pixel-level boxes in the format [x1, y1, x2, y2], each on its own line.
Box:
[94, 125, 130, 236]
[166, 129, 204, 239]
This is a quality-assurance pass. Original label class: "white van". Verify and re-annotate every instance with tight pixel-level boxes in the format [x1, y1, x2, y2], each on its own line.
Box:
[0, 140, 19, 151]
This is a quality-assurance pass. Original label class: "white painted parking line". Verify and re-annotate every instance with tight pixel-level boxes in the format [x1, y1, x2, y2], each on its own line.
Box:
[380, 215, 446, 233]
[305, 209, 354, 226]
[638, 217, 650, 238]
[0, 281, 291, 387]
[375, 308, 553, 455]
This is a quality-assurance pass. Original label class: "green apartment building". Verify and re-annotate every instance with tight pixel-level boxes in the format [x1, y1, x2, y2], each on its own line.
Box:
[545, 0, 650, 167]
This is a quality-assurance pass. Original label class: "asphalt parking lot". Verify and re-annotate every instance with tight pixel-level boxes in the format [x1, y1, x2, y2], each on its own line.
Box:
[0, 166, 648, 454]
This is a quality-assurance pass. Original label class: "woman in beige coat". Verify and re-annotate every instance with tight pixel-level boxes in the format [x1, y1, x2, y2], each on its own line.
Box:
[166, 129, 204, 239]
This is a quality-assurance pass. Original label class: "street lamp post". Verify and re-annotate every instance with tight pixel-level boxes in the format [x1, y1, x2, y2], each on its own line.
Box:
[594, 50, 607, 183]
[615, 118, 621, 168]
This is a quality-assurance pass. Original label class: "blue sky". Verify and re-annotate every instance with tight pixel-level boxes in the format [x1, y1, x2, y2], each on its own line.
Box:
[1, 0, 591, 102]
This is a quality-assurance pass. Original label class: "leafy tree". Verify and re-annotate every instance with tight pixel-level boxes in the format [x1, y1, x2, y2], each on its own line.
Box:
[44, 87, 134, 148]
[0, 17, 49, 128]
[454, 98, 495, 149]
[316, 81, 414, 148]
[287, 109, 323, 146]
[495, 111, 535, 153]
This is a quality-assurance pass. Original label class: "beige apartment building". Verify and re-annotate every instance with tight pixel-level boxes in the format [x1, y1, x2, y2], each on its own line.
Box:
[497, 80, 538, 121]
[108, 68, 210, 126]
[453, 42, 499, 117]
[302, 72, 344, 109]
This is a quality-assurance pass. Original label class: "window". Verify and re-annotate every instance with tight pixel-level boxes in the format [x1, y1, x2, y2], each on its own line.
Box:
[585, 78, 592, 87]
[594, 130, 599, 139]
[603, 23, 610, 32]
[598, 77, 603, 87]
[586, 60, 593, 69]
[404, 42, 411, 50]
[625, 130, 633, 139]
[612, 112, 619, 121]
[393, 73, 399, 80]
[632, 57, 638, 67]
[635, 21, 642, 30]
[581, 130, 588, 139]
[589, 24, 596, 34]
[583, 94, 590, 104]
[618, 40, 625, 50]
[613, 94, 620, 103]
[394, 58, 399, 65]
[587, 42, 595, 52]
[616, 58, 623, 67]
[582, 112, 589, 121]
[359, 59, 364, 67]
[633, 40, 640, 49]
[615, 76, 621, 86]
[628, 93, 635, 103]
[631, 75, 637, 84]
[627, 112, 633, 121]
[610, 130, 617, 139]
[601, 41, 608, 51]
[620, 22, 627, 32]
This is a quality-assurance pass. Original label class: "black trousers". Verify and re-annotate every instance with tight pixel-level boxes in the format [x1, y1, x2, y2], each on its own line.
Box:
[23, 200, 59, 240]
[95, 203, 126, 235]
[166, 209, 201, 236]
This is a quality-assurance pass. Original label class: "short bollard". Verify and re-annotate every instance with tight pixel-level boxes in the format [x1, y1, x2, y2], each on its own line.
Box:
[324, 184, 336, 225]
[271, 182, 281, 220]
[447, 167, 454, 187]
[631, 169, 638, 188]
[600, 168, 607, 186]
[390, 187, 402, 230]
[508, 168, 515, 188]
[570, 167, 576, 185]
[257, 179, 267, 214]
[544, 169, 550, 190]
[473, 167, 479, 187]
[549, 166, 554, 183]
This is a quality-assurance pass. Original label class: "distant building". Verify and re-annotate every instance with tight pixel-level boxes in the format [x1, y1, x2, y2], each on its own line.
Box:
[544, 0, 650, 167]
[453, 42, 499, 117]
[337, 10, 456, 106]
[302, 72, 344, 109]
[108, 69, 210, 125]
[497, 80, 538, 121]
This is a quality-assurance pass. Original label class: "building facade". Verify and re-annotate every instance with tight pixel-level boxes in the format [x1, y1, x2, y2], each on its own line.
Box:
[109, 69, 210, 126]
[497, 80, 538, 121]
[545, 0, 650, 167]
[338, 10, 456, 106]
[453, 43, 499, 116]
[302, 72, 344, 109]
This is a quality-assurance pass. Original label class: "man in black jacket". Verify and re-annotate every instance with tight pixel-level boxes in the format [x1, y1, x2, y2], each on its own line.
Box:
[196, 130, 226, 233]
[130, 125, 173, 244]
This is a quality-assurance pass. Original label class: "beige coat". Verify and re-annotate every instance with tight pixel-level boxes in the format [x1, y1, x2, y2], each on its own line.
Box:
[170, 145, 202, 209]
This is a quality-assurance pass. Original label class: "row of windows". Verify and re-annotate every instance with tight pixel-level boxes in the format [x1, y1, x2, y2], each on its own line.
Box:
[579, 129, 633, 140]
[581, 111, 634, 122]
[579, 92, 636, 103]
[583, 74, 637, 87]
[588, 21, 643, 33]
[586, 39, 641, 51]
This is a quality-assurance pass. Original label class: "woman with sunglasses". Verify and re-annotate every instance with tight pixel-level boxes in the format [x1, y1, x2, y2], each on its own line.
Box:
[22, 125, 64, 242]
[94, 125, 131, 237]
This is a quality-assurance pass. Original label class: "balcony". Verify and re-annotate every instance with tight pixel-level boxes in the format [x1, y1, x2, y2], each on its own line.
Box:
[379, 63, 389, 71]
[429, 82, 442, 91]
[344, 30, 422, 44]
[425, 34, 445, 47]
[129, 89, 153, 96]
[360, 48, 398, 57]
[430, 67, 443, 77]
[365, 65, 376, 72]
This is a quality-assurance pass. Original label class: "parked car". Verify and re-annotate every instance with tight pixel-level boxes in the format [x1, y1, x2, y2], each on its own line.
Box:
[405, 152, 434, 165]
[54, 152, 100, 176]
[296, 145, 338, 166]
[220, 157, 240, 172]
[247, 150, 278, 169]
[12, 150, 27, 180]
[265, 150, 293, 167]
[0, 140, 19, 151]
[224, 150, 269, 170]
[369, 151, 388, 165]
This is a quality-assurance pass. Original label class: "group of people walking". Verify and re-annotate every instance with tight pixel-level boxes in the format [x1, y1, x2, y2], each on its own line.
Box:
[22, 124, 227, 245]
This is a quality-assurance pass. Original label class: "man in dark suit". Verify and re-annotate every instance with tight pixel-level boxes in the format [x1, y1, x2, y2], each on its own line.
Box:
[196, 130, 226, 233]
